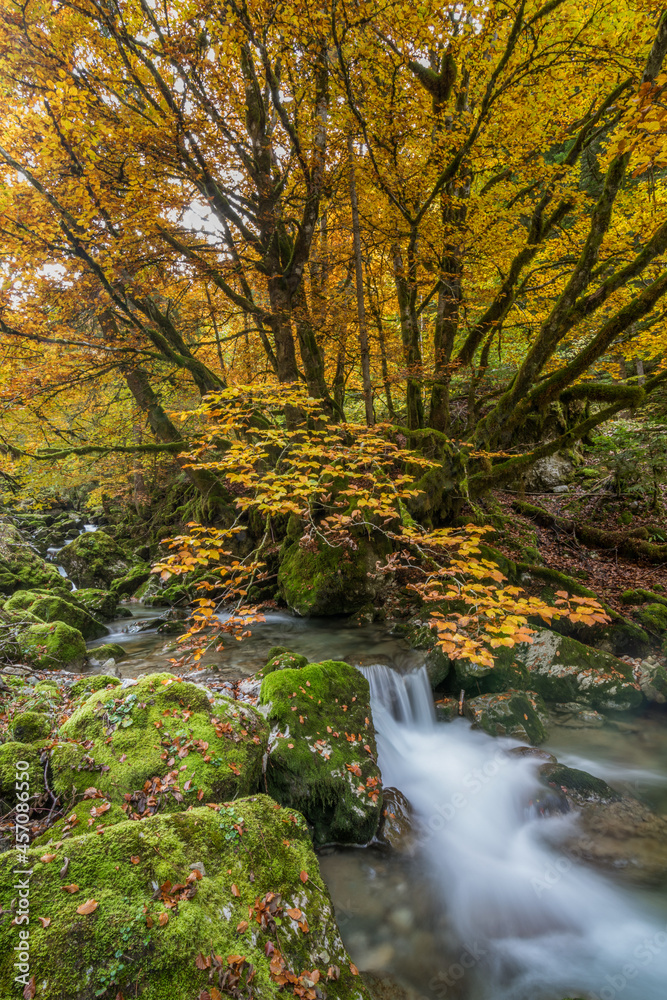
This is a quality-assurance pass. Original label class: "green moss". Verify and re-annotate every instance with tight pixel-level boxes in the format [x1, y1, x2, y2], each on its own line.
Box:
[0, 742, 45, 811]
[58, 530, 130, 588]
[464, 690, 549, 744]
[70, 674, 122, 699]
[636, 603, 667, 638]
[539, 763, 620, 802]
[10, 710, 52, 744]
[5, 590, 108, 639]
[620, 588, 667, 608]
[0, 797, 369, 1000]
[265, 651, 309, 674]
[88, 642, 128, 663]
[278, 538, 386, 616]
[51, 673, 268, 817]
[34, 680, 62, 701]
[267, 645, 289, 662]
[109, 561, 152, 597]
[260, 661, 382, 845]
[75, 588, 119, 619]
[19, 620, 87, 670]
[0, 522, 65, 592]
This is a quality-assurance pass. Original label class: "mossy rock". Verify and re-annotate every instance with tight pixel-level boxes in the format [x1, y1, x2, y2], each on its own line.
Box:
[88, 641, 128, 664]
[75, 587, 120, 620]
[5, 590, 108, 640]
[19, 620, 87, 670]
[51, 673, 269, 815]
[109, 561, 152, 597]
[265, 651, 309, 674]
[0, 742, 45, 811]
[0, 797, 369, 1000]
[539, 763, 620, 803]
[278, 538, 387, 616]
[267, 645, 289, 661]
[10, 710, 52, 743]
[499, 626, 642, 710]
[70, 674, 122, 699]
[0, 521, 66, 593]
[260, 660, 382, 845]
[635, 602, 667, 640]
[464, 690, 549, 744]
[58, 530, 130, 588]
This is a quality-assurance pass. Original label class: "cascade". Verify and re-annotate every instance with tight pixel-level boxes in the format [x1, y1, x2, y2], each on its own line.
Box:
[359, 664, 667, 1000]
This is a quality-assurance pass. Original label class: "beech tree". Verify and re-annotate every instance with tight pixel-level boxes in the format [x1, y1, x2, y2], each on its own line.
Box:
[0, 0, 667, 510]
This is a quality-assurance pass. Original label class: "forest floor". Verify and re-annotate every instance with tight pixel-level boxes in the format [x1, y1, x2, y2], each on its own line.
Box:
[493, 484, 667, 613]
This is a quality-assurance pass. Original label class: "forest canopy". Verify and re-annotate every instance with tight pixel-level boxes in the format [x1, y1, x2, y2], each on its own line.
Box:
[0, 0, 666, 511]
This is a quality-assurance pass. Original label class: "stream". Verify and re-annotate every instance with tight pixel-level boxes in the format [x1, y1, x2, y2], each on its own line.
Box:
[84, 609, 667, 1000]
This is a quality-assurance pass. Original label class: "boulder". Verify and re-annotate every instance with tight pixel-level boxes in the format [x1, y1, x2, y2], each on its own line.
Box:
[58, 530, 130, 588]
[87, 641, 128, 666]
[4, 590, 108, 639]
[70, 673, 122, 699]
[278, 538, 387, 616]
[18, 620, 87, 670]
[376, 787, 415, 852]
[109, 561, 152, 597]
[75, 587, 120, 620]
[636, 658, 667, 704]
[10, 710, 52, 743]
[51, 672, 268, 816]
[464, 690, 549, 744]
[265, 650, 309, 673]
[0, 520, 66, 593]
[260, 659, 383, 845]
[0, 742, 45, 812]
[0, 797, 369, 1000]
[540, 764, 667, 886]
[523, 453, 573, 492]
[450, 626, 642, 709]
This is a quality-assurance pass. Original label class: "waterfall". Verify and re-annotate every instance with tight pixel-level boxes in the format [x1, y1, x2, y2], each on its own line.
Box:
[359, 664, 667, 1000]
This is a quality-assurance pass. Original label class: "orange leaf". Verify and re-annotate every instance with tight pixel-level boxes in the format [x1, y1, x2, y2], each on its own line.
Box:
[38, 916, 51, 928]
[76, 899, 98, 915]
[130, 856, 140, 865]
[62, 884, 79, 893]
[231, 884, 240, 897]
[299, 871, 308, 883]
[350, 963, 359, 976]
[40, 853, 57, 863]
[158, 912, 169, 926]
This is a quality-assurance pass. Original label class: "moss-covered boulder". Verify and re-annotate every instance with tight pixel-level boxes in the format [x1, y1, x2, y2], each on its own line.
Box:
[464, 690, 549, 744]
[109, 561, 153, 597]
[0, 520, 65, 593]
[510, 627, 643, 710]
[10, 710, 52, 743]
[4, 589, 108, 639]
[0, 797, 369, 1000]
[0, 742, 45, 811]
[265, 650, 309, 674]
[18, 620, 87, 670]
[88, 642, 128, 665]
[58, 530, 130, 588]
[70, 673, 122, 699]
[75, 587, 120, 620]
[260, 660, 382, 845]
[278, 538, 387, 616]
[636, 659, 667, 704]
[635, 603, 667, 647]
[51, 673, 268, 815]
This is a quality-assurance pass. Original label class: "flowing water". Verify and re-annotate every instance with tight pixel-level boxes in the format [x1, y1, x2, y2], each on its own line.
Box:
[319, 664, 667, 1000]
[81, 609, 667, 1000]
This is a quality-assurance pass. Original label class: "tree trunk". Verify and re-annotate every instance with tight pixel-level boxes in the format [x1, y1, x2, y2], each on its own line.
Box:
[348, 135, 374, 426]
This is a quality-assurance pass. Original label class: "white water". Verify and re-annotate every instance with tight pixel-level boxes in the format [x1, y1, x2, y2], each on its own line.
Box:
[360, 664, 667, 1000]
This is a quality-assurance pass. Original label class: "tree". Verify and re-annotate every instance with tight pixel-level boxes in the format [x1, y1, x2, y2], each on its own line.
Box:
[1, 0, 667, 513]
